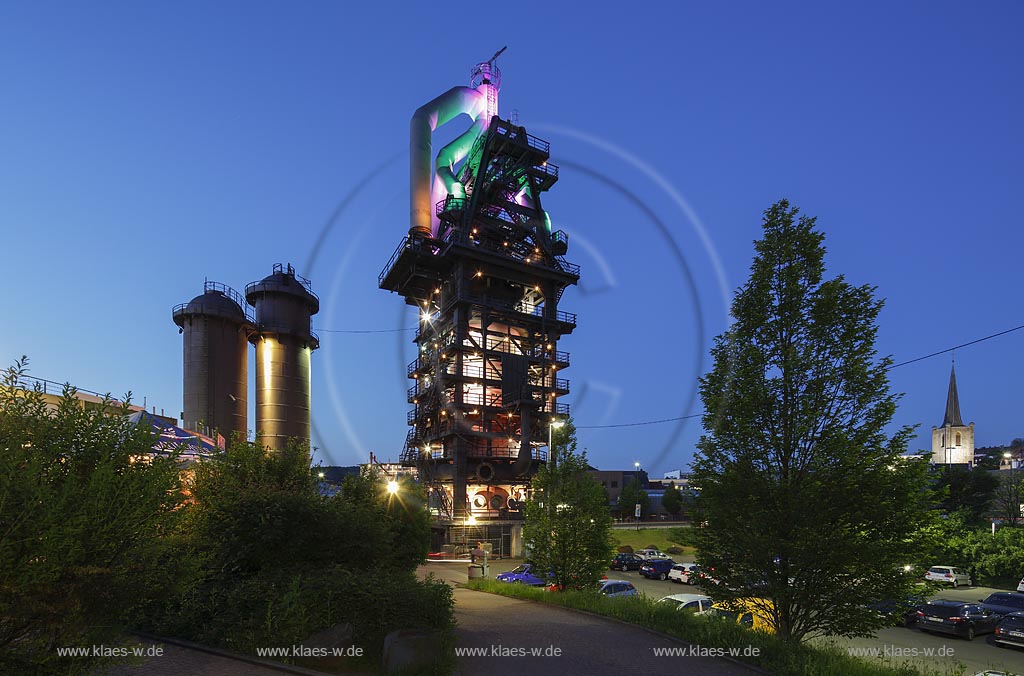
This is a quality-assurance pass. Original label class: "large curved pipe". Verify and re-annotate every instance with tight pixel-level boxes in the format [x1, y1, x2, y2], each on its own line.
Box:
[409, 86, 487, 237]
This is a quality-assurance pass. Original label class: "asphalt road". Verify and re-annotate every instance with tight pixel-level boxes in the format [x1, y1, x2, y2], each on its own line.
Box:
[424, 561, 761, 675]
[472, 560, 1024, 676]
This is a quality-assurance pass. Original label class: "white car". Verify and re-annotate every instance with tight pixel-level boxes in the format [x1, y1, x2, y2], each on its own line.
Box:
[658, 593, 714, 614]
[924, 565, 972, 587]
[1017, 577, 1024, 593]
[668, 563, 698, 584]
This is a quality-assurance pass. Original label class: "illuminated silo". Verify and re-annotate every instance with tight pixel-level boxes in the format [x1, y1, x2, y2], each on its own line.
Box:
[172, 282, 252, 440]
[246, 263, 319, 451]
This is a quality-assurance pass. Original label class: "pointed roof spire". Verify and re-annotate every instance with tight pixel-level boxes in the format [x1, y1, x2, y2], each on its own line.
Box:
[942, 362, 964, 427]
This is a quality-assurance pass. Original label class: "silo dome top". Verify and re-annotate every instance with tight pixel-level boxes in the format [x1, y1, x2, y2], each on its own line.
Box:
[245, 263, 319, 315]
[172, 283, 252, 327]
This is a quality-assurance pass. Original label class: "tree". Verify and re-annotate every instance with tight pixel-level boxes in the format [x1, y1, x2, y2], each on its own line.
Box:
[0, 357, 184, 675]
[522, 419, 613, 590]
[931, 465, 999, 527]
[691, 201, 933, 642]
[618, 477, 649, 519]
[661, 483, 684, 519]
[992, 471, 1024, 525]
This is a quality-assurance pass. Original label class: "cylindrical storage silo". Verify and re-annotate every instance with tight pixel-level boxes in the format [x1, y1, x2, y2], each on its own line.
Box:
[245, 263, 320, 452]
[172, 283, 252, 442]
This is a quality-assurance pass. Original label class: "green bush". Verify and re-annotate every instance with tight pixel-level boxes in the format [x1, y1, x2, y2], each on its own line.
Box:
[0, 358, 184, 676]
[142, 440, 451, 666]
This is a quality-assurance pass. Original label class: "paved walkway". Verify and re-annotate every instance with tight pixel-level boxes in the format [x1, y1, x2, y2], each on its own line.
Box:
[103, 642, 300, 676]
[101, 639, 363, 676]
[421, 563, 761, 676]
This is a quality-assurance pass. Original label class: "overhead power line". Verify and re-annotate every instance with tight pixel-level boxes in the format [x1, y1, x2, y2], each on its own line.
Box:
[579, 323, 1024, 430]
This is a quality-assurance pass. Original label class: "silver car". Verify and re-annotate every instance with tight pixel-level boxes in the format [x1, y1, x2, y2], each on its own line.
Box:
[924, 566, 971, 587]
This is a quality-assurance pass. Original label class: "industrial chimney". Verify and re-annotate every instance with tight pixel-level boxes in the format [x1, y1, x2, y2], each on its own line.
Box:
[246, 263, 319, 452]
[172, 281, 253, 441]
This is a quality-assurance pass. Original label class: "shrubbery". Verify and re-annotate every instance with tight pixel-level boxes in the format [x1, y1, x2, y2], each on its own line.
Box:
[923, 511, 1024, 587]
[139, 439, 452, 666]
[0, 358, 184, 675]
[1, 357, 453, 674]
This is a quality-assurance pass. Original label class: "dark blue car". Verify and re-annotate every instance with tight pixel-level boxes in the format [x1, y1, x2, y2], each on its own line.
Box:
[495, 563, 548, 586]
[979, 592, 1024, 616]
[639, 558, 677, 580]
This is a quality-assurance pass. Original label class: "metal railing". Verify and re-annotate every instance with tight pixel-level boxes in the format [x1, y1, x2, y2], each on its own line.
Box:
[378, 236, 410, 286]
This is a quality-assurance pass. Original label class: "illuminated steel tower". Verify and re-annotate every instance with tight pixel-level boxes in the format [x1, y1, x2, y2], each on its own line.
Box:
[380, 54, 579, 524]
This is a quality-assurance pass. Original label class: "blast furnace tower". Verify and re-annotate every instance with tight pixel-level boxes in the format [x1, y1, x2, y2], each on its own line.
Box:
[380, 54, 579, 532]
[246, 264, 320, 452]
[172, 282, 252, 441]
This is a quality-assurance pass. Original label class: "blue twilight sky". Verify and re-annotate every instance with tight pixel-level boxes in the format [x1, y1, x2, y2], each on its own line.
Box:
[1, 1, 1022, 474]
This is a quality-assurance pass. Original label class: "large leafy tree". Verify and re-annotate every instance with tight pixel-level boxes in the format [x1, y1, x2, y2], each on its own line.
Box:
[692, 201, 933, 642]
[931, 464, 999, 527]
[522, 419, 613, 590]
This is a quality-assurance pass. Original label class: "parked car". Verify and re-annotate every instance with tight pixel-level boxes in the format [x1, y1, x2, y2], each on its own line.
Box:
[636, 548, 667, 559]
[610, 552, 645, 571]
[658, 593, 714, 614]
[668, 563, 699, 584]
[993, 611, 1024, 649]
[1017, 577, 1024, 593]
[979, 592, 1024, 616]
[709, 598, 775, 633]
[914, 600, 1000, 641]
[868, 591, 928, 627]
[598, 579, 637, 598]
[924, 566, 972, 587]
[495, 563, 548, 586]
[691, 565, 721, 587]
[639, 558, 677, 580]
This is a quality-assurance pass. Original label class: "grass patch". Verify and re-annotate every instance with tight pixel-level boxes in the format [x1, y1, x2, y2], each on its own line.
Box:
[611, 527, 696, 557]
[466, 579, 964, 676]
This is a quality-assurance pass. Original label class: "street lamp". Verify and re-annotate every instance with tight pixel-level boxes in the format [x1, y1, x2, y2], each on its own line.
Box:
[386, 479, 399, 495]
[549, 419, 565, 468]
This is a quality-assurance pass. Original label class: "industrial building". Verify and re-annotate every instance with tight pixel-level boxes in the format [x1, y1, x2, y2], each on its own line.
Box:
[379, 53, 579, 555]
[173, 264, 319, 452]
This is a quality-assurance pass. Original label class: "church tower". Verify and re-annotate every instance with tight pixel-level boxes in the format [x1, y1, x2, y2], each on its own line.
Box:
[931, 363, 975, 465]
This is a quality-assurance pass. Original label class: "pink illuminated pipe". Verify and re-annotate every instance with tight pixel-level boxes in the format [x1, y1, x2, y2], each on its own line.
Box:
[409, 87, 486, 237]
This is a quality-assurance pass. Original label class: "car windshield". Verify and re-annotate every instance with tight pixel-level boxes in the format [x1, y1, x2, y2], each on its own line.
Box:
[987, 594, 1024, 607]
[928, 567, 950, 574]
[509, 565, 528, 574]
[1001, 615, 1024, 628]
[659, 598, 683, 607]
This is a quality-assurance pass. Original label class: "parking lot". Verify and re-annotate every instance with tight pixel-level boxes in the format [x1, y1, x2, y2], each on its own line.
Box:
[484, 559, 1024, 675]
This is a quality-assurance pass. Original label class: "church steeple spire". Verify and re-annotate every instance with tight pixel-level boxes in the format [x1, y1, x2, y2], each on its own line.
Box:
[942, 362, 964, 428]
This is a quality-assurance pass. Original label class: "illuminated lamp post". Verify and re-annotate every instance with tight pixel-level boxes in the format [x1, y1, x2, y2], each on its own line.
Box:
[549, 420, 565, 468]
